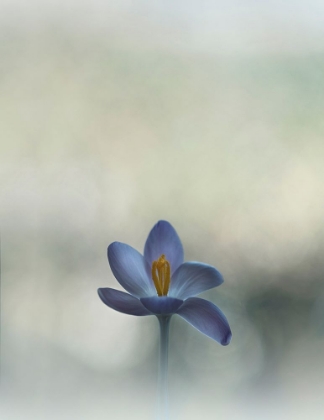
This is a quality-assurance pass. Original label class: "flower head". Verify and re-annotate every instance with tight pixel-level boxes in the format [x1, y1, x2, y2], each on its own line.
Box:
[98, 220, 232, 345]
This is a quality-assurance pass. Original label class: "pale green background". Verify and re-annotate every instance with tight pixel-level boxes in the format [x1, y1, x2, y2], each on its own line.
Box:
[1, 1, 324, 419]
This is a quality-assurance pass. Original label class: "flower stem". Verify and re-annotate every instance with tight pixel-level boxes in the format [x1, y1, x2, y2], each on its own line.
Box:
[157, 315, 171, 420]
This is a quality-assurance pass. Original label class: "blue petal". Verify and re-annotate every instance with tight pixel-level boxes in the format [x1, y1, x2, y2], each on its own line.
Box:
[168, 262, 224, 299]
[98, 288, 152, 316]
[140, 296, 183, 315]
[108, 242, 155, 298]
[177, 297, 232, 345]
[144, 220, 184, 275]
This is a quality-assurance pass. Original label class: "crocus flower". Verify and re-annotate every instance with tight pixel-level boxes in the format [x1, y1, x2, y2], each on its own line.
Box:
[98, 220, 231, 345]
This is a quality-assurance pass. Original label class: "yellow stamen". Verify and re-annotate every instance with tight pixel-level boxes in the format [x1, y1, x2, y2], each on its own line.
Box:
[151, 254, 171, 296]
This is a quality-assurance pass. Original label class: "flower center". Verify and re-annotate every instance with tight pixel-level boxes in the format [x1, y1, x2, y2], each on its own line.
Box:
[151, 254, 171, 296]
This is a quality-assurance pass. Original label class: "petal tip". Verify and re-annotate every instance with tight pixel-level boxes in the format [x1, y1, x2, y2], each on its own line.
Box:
[155, 220, 172, 228]
[107, 242, 115, 260]
[97, 287, 107, 304]
[107, 241, 120, 255]
[221, 330, 232, 346]
[98, 287, 110, 301]
[215, 272, 224, 287]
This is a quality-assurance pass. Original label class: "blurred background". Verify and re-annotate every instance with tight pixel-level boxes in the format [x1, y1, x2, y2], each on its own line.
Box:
[1, 1, 324, 419]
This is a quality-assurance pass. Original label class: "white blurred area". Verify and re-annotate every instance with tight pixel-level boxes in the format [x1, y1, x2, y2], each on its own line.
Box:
[1, 1, 324, 419]
[1, 0, 324, 54]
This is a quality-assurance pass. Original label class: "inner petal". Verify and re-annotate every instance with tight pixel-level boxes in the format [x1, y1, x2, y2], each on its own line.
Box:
[140, 296, 183, 314]
[144, 220, 184, 276]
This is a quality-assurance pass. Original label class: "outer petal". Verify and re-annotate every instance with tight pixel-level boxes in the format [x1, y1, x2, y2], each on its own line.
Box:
[144, 220, 184, 275]
[168, 262, 224, 299]
[98, 288, 152, 316]
[140, 296, 183, 315]
[108, 242, 155, 298]
[177, 297, 232, 345]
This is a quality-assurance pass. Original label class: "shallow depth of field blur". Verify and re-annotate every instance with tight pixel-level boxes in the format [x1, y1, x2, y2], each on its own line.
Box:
[1, 1, 324, 419]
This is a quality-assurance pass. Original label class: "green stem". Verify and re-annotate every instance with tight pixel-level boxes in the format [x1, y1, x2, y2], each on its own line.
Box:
[157, 315, 171, 420]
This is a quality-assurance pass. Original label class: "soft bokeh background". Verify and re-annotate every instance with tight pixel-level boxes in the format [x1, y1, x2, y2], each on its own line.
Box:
[1, 1, 324, 419]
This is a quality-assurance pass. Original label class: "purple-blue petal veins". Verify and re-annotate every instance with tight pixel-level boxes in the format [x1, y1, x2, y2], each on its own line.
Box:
[98, 288, 152, 316]
[168, 262, 224, 300]
[144, 220, 184, 275]
[100, 221, 232, 346]
[108, 242, 155, 298]
[177, 297, 232, 345]
[140, 296, 184, 315]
